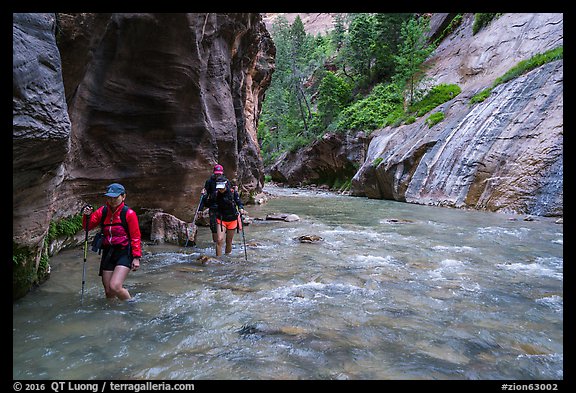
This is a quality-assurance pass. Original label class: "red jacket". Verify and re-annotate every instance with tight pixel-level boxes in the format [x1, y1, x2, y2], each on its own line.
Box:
[83, 201, 142, 258]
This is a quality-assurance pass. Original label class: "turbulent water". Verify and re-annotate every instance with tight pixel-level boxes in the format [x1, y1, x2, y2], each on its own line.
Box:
[13, 186, 563, 380]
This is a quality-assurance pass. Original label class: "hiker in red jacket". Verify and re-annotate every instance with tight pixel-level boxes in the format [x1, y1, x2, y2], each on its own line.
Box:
[82, 183, 142, 301]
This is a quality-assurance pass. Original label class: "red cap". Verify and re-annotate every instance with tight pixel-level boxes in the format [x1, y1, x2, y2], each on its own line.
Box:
[213, 164, 224, 174]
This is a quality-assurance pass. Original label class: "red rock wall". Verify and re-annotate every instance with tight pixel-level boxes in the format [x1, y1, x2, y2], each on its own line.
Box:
[58, 13, 275, 220]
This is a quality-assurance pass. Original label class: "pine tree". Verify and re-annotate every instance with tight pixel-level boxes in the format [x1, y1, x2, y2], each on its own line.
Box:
[393, 16, 434, 107]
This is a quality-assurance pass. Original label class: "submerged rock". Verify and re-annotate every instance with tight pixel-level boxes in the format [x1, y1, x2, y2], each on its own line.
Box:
[296, 235, 323, 243]
[266, 213, 300, 222]
[237, 323, 308, 338]
[196, 255, 219, 265]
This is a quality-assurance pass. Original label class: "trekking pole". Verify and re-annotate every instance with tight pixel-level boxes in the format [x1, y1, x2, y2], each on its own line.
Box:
[238, 210, 248, 262]
[81, 205, 92, 306]
[232, 185, 247, 261]
[185, 194, 203, 247]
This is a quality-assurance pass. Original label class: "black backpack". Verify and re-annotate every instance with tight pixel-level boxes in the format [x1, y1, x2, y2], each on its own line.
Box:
[216, 188, 239, 221]
[205, 175, 232, 208]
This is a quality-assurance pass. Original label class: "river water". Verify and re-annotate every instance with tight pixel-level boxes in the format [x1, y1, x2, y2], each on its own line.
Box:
[13, 186, 563, 380]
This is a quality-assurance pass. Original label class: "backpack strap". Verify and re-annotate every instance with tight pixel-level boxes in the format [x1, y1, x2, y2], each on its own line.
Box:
[205, 176, 218, 206]
[120, 205, 129, 235]
[100, 205, 130, 239]
[99, 206, 107, 230]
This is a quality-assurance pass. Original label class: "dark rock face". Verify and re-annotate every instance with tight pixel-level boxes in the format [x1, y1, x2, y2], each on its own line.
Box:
[13, 13, 72, 299]
[12, 13, 275, 299]
[58, 13, 275, 219]
[268, 132, 367, 188]
[13, 13, 70, 249]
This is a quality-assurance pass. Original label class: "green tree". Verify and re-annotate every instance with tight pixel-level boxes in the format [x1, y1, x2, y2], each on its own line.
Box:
[258, 16, 301, 159]
[331, 13, 347, 51]
[372, 13, 413, 83]
[259, 15, 334, 159]
[316, 72, 352, 129]
[260, 13, 438, 163]
[289, 16, 312, 132]
[346, 13, 376, 79]
[393, 15, 434, 107]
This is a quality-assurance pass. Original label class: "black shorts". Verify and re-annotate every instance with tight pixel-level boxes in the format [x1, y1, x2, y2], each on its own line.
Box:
[99, 246, 132, 276]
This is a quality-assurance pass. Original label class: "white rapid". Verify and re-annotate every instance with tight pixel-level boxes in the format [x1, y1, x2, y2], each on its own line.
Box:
[13, 186, 563, 380]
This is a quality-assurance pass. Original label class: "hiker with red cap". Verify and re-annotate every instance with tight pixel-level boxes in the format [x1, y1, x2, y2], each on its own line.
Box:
[198, 164, 245, 256]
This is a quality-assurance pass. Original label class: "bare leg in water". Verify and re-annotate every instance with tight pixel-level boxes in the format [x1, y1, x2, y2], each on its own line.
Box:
[225, 229, 235, 254]
[215, 223, 225, 256]
[101, 266, 131, 300]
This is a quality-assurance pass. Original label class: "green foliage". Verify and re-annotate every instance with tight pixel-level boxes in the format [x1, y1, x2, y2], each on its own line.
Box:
[469, 46, 563, 106]
[372, 157, 384, 167]
[469, 88, 493, 106]
[290, 15, 307, 62]
[432, 14, 463, 46]
[393, 16, 434, 106]
[23, 213, 84, 292]
[261, 13, 428, 161]
[426, 112, 445, 128]
[13, 242, 37, 299]
[335, 83, 403, 132]
[332, 82, 460, 133]
[13, 241, 31, 266]
[38, 250, 50, 280]
[495, 46, 563, 85]
[13, 210, 86, 299]
[407, 83, 461, 117]
[47, 214, 83, 242]
[314, 162, 358, 191]
[259, 13, 466, 163]
[316, 72, 352, 128]
[405, 116, 416, 125]
[372, 14, 414, 82]
[332, 177, 352, 192]
[345, 14, 376, 78]
[378, 83, 460, 127]
[334, 13, 412, 87]
[472, 13, 502, 35]
[259, 16, 336, 161]
[286, 134, 311, 153]
[331, 13, 347, 51]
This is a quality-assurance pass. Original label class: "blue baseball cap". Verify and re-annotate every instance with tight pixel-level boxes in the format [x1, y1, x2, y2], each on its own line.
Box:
[104, 183, 125, 197]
